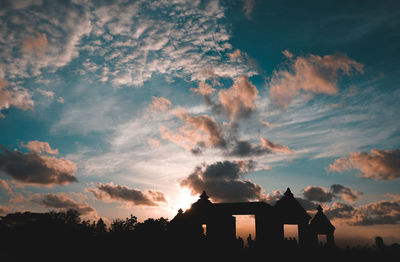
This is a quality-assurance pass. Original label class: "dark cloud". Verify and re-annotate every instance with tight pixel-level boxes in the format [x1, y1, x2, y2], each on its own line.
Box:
[324, 199, 400, 226]
[225, 140, 267, 157]
[180, 160, 265, 202]
[350, 200, 400, 226]
[330, 184, 362, 203]
[303, 186, 334, 202]
[0, 146, 77, 185]
[325, 202, 355, 220]
[32, 193, 95, 216]
[328, 149, 400, 180]
[302, 184, 362, 203]
[89, 182, 167, 206]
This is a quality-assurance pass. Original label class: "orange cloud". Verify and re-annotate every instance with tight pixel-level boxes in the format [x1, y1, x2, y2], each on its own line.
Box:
[269, 52, 364, 109]
[328, 149, 400, 180]
[22, 32, 48, 55]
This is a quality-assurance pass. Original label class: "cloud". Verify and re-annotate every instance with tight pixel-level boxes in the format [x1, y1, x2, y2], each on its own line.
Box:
[303, 186, 334, 202]
[180, 160, 266, 202]
[0, 144, 77, 185]
[0, 78, 34, 118]
[328, 149, 400, 180]
[88, 182, 167, 206]
[0, 1, 91, 79]
[160, 107, 293, 158]
[24, 140, 59, 155]
[330, 184, 362, 203]
[260, 138, 295, 154]
[242, 0, 255, 19]
[149, 96, 171, 112]
[32, 192, 96, 216]
[218, 76, 258, 122]
[351, 200, 400, 226]
[36, 88, 55, 98]
[228, 49, 242, 61]
[303, 184, 362, 203]
[0, 179, 12, 194]
[160, 109, 225, 152]
[190, 81, 216, 97]
[22, 32, 48, 55]
[56, 97, 64, 104]
[325, 202, 355, 220]
[269, 52, 364, 109]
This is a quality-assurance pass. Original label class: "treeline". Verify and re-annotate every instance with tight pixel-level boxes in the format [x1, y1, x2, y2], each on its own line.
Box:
[0, 209, 399, 261]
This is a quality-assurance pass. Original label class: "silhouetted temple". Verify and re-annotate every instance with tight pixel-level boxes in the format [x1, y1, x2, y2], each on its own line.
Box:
[170, 188, 335, 248]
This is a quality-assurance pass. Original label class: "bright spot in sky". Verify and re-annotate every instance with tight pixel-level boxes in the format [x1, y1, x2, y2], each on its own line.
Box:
[175, 188, 199, 212]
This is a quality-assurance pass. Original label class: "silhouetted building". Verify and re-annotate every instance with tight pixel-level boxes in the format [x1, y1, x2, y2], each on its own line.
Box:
[169, 188, 335, 249]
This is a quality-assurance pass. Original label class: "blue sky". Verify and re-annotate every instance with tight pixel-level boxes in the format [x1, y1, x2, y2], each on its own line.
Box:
[0, 0, 400, 245]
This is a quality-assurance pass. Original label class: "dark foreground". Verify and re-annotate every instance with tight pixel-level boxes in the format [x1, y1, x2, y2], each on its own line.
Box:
[1, 210, 399, 261]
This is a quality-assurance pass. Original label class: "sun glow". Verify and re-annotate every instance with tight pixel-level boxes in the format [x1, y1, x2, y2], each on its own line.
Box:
[176, 188, 198, 212]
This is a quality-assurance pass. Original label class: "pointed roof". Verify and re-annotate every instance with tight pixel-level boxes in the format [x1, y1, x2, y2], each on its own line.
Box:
[200, 191, 209, 200]
[309, 205, 335, 233]
[275, 188, 311, 224]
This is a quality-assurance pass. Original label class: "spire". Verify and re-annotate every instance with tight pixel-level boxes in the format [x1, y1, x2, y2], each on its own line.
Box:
[178, 208, 183, 214]
[284, 187, 293, 198]
[200, 191, 209, 200]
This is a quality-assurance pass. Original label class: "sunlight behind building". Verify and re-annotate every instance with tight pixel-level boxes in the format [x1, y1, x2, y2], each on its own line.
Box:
[175, 188, 198, 212]
[234, 215, 256, 244]
[284, 224, 298, 240]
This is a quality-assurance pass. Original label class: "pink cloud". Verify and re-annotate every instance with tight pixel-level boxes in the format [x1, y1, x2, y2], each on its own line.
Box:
[269, 52, 364, 109]
[242, 0, 255, 19]
[22, 32, 48, 55]
[160, 109, 224, 152]
[24, 140, 59, 155]
[328, 149, 400, 180]
[149, 96, 171, 112]
[228, 49, 242, 61]
[190, 81, 216, 96]
[218, 76, 258, 122]
[260, 137, 294, 154]
[0, 179, 12, 194]
[0, 78, 34, 118]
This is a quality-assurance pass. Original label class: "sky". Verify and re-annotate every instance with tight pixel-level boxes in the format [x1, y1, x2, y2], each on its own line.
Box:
[0, 0, 400, 246]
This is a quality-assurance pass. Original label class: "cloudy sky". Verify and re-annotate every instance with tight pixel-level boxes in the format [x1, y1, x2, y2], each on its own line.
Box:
[1, 0, 400, 245]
